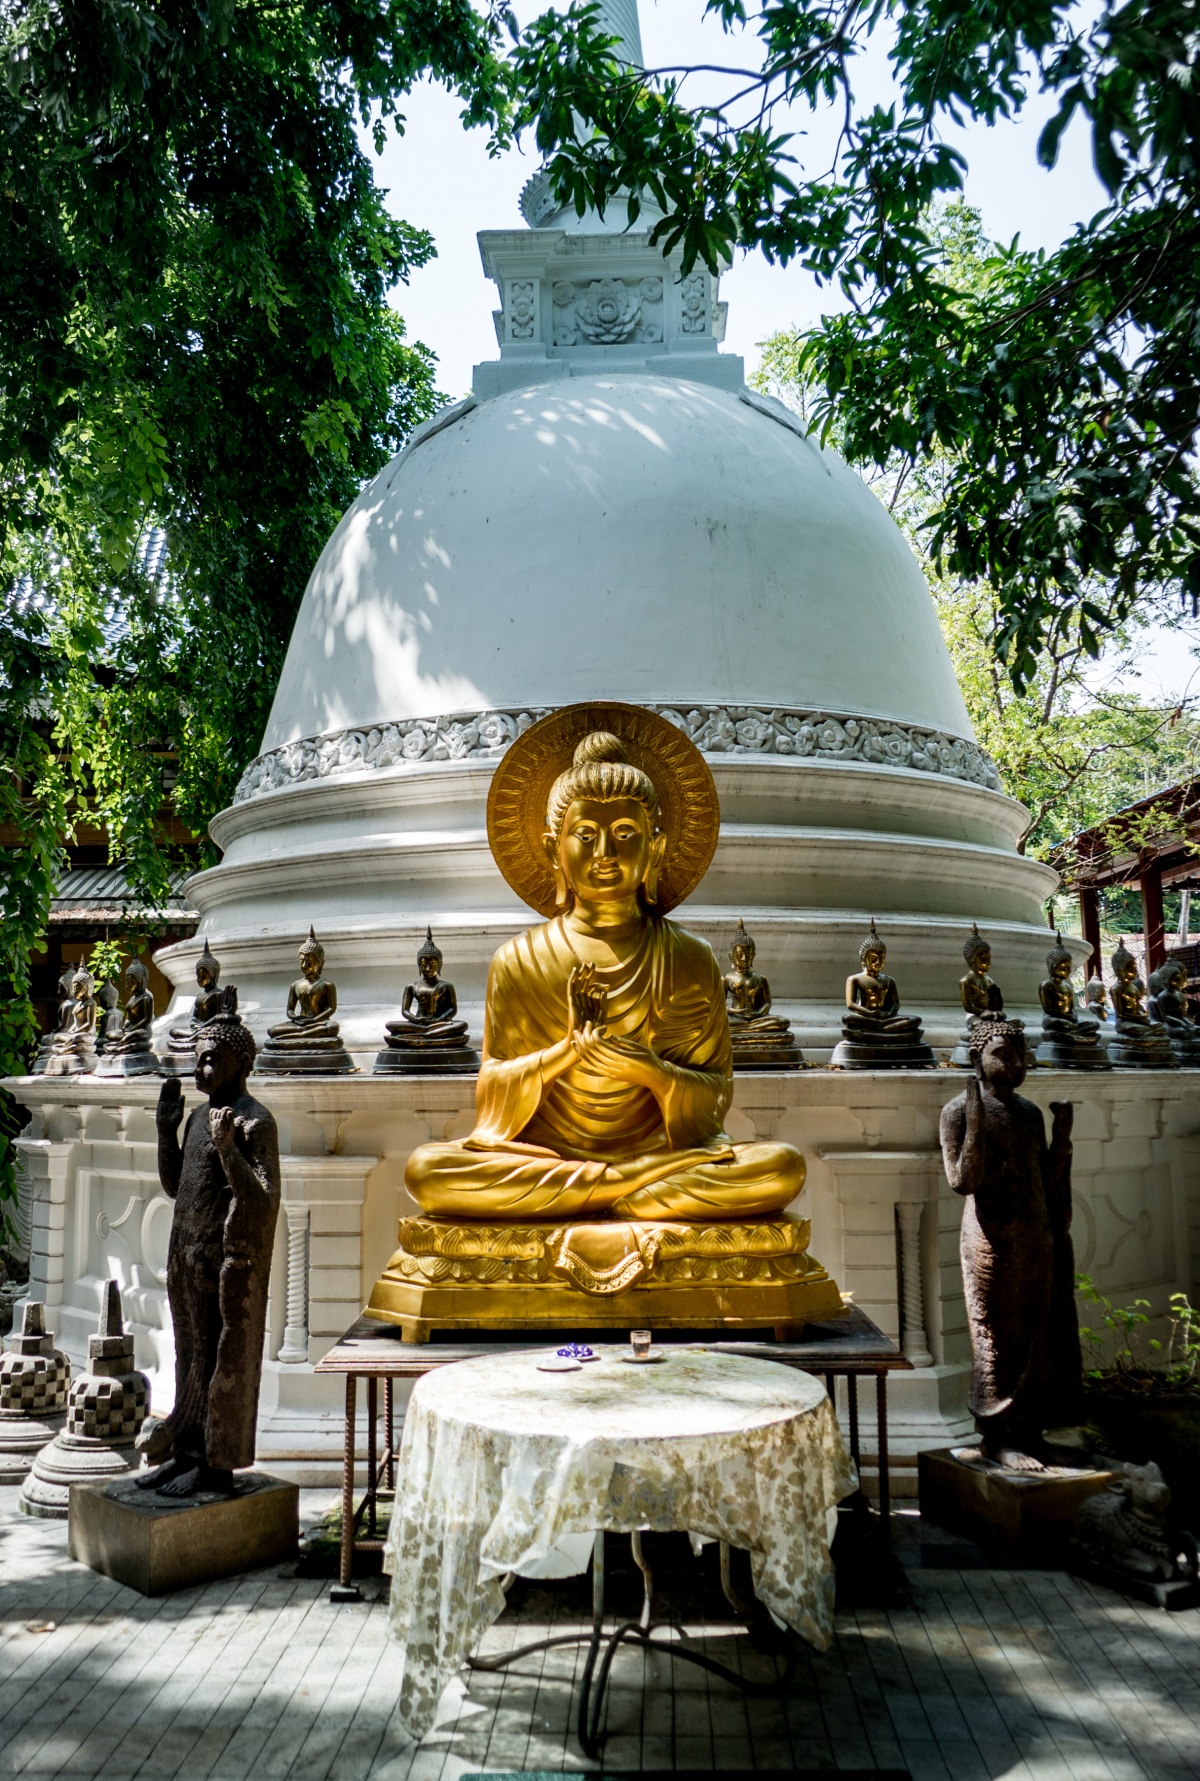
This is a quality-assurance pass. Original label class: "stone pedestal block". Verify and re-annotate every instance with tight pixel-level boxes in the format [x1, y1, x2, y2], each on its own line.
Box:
[68, 1471, 299, 1595]
[919, 1446, 1114, 1552]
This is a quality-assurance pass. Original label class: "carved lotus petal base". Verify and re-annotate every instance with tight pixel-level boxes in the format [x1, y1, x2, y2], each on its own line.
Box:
[365, 1214, 844, 1342]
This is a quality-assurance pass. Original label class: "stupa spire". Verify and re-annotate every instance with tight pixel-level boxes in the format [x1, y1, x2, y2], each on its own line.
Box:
[596, 0, 643, 66]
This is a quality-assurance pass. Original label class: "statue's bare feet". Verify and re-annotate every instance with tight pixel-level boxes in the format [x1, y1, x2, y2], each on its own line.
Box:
[990, 1446, 1045, 1473]
[157, 1463, 236, 1499]
[136, 1456, 188, 1491]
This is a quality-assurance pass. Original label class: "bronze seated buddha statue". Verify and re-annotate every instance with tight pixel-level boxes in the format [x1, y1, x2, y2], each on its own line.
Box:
[161, 941, 229, 1076]
[1146, 957, 1200, 1065]
[829, 922, 935, 1069]
[43, 967, 97, 1076]
[95, 959, 161, 1078]
[722, 920, 804, 1069]
[374, 929, 479, 1074]
[1108, 940, 1177, 1069]
[1035, 933, 1111, 1070]
[949, 924, 1030, 1068]
[368, 706, 841, 1340]
[257, 928, 355, 1075]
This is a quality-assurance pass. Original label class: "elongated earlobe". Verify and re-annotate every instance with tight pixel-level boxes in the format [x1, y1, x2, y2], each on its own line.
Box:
[553, 865, 570, 910]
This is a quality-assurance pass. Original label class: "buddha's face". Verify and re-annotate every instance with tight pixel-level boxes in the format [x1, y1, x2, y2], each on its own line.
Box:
[979, 1034, 1026, 1093]
[1116, 958, 1136, 983]
[300, 954, 322, 983]
[419, 955, 440, 984]
[862, 947, 884, 977]
[971, 949, 991, 975]
[1050, 957, 1071, 981]
[548, 796, 665, 908]
[196, 963, 215, 991]
[731, 941, 754, 973]
[195, 1039, 241, 1098]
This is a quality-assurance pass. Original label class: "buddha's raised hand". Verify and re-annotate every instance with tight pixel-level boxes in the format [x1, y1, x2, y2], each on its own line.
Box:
[567, 962, 607, 1035]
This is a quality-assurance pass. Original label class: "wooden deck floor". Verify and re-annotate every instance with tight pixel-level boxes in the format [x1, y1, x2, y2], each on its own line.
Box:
[1, 1488, 1198, 1781]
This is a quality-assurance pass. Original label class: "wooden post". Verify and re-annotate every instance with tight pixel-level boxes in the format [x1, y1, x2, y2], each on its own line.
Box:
[1141, 857, 1167, 974]
[1079, 883, 1103, 979]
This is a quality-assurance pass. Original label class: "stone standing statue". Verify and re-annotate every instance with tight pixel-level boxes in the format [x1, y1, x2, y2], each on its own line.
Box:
[43, 967, 97, 1076]
[940, 1021, 1082, 1469]
[96, 959, 161, 1077]
[256, 927, 355, 1074]
[1147, 957, 1200, 1064]
[830, 921, 935, 1068]
[1035, 933, 1111, 1069]
[374, 929, 479, 1073]
[161, 939, 229, 1076]
[31, 966, 75, 1074]
[138, 1005, 281, 1496]
[1108, 939, 1177, 1068]
[722, 920, 804, 1068]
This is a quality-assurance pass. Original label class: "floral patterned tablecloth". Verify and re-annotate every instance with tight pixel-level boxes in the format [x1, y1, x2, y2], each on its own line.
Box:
[383, 1347, 857, 1737]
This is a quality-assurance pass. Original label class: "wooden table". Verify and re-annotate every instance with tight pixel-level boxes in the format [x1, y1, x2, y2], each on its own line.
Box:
[313, 1303, 911, 1598]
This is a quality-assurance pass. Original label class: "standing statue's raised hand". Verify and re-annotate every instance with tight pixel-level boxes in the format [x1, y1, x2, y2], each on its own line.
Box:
[157, 1076, 185, 1133]
[209, 1104, 236, 1157]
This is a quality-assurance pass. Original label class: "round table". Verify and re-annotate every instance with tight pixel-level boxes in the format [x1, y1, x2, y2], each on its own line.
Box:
[383, 1346, 856, 1742]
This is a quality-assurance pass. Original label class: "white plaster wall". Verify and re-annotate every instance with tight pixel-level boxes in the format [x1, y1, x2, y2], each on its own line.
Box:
[15, 1068, 1198, 1485]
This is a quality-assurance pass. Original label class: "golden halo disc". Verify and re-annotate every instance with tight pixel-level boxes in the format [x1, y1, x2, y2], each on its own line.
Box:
[486, 702, 720, 917]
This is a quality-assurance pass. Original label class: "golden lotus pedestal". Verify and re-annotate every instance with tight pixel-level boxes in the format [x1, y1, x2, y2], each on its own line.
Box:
[366, 1215, 844, 1342]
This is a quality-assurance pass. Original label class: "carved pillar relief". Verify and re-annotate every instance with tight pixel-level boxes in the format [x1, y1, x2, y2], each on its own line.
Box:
[504, 279, 540, 344]
[895, 1200, 933, 1367]
[279, 1203, 311, 1365]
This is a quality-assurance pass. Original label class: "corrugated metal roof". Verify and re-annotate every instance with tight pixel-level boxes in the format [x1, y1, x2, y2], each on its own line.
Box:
[49, 863, 197, 923]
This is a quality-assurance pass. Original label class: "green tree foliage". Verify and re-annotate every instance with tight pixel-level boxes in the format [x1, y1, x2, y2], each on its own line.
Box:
[511, 0, 1200, 683]
[0, 0, 513, 1187]
[756, 204, 1200, 863]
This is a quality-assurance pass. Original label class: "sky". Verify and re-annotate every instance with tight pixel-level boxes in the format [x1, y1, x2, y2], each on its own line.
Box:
[367, 0, 1198, 704]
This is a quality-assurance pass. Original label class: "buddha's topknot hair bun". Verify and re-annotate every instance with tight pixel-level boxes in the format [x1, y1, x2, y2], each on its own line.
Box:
[546, 729, 661, 842]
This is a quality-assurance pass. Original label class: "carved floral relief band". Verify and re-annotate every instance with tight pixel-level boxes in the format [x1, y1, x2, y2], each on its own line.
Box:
[232, 703, 1002, 805]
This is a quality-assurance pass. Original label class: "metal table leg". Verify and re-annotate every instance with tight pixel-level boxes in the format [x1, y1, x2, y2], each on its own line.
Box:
[331, 1373, 361, 1602]
[876, 1370, 891, 1539]
[366, 1376, 379, 1540]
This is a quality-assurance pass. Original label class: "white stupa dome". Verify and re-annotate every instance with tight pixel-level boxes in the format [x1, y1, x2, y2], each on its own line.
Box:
[158, 67, 1066, 1054]
[262, 376, 971, 750]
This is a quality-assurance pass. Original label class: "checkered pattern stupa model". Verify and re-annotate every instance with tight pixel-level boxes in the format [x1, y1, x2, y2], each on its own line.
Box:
[0, 1301, 71, 1484]
[20, 1278, 149, 1518]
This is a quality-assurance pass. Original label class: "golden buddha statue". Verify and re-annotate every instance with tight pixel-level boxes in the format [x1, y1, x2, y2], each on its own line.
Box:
[368, 704, 841, 1340]
[723, 919, 804, 1068]
[257, 928, 355, 1074]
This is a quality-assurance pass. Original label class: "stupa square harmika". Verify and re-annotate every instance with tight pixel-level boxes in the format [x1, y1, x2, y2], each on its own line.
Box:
[11, 0, 1197, 1479]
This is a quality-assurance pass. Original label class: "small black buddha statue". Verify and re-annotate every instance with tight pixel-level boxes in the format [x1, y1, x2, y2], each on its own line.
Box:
[96, 959, 160, 1078]
[161, 940, 231, 1076]
[257, 928, 356, 1074]
[1035, 932, 1111, 1070]
[375, 930, 479, 1074]
[830, 921, 935, 1068]
[1109, 940, 1177, 1068]
[43, 968, 97, 1076]
[1146, 957, 1200, 1065]
[722, 920, 803, 1069]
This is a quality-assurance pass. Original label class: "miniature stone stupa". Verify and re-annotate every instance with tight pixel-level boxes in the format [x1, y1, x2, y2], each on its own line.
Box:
[1146, 957, 1200, 1066]
[722, 920, 804, 1069]
[1035, 933, 1111, 1069]
[1109, 940, 1178, 1069]
[161, 938, 228, 1075]
[256, 928, 355, 1074]
[830, 921, 935, 1068]
[95, 959, 160, 1078]
[20, 1279, 150, 1518]
[374, 929, 479, 1074]
[42, 966, 97, 1076]
[0, 1302, 71, 1485]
